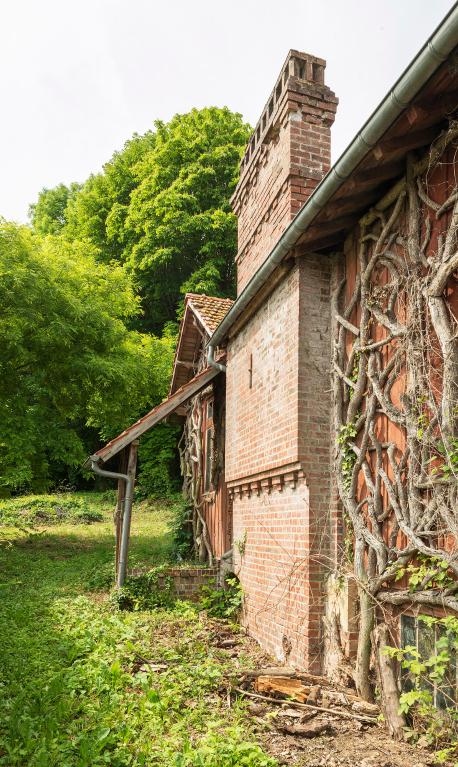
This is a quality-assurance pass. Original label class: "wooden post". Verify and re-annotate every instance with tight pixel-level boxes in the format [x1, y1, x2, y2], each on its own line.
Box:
[115, 448, 128, 579]
[122, 439, 139, 576]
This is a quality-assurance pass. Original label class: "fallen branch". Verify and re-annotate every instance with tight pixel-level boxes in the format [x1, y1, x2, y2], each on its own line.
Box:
[234, 687, 378, 724]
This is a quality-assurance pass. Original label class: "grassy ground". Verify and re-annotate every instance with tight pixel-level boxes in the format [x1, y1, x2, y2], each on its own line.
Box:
[0, 492, 275, 767]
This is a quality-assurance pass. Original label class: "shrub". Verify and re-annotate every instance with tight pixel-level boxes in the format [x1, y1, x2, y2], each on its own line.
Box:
[199, 576, 243, 619]
[385, 615, 458, 763]
[169, 498, 193, 561]
[110, 565, 175, 611]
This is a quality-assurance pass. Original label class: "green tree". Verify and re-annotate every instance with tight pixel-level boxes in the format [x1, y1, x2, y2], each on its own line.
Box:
[64, 132, 156, 263]
[0, 221, 173, 492]
[64, 108, 251, 332]
[29, 182, 81, 235]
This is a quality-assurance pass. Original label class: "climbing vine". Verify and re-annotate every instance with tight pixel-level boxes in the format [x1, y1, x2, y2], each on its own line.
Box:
[332, 122, 458, 729]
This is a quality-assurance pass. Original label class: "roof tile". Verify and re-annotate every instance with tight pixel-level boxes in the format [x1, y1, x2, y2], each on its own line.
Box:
[186, 293, 234, 335]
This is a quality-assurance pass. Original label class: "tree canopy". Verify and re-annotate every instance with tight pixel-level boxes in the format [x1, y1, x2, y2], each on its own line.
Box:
[2, 106, 250, 492]
[29, 183, 81, 236]
[0, 222, 174, 491]
[63, 107, 251, 332]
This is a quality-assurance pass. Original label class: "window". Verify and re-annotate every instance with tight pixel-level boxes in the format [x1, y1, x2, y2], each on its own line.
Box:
[401, 615, 457, 709]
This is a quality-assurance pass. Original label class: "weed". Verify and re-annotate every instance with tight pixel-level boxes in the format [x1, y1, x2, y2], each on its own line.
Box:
[0, 493, 274, 766]
[109, 565, 175, 611]
[385, 615, 458, 762]
[200, 576, 243, 619]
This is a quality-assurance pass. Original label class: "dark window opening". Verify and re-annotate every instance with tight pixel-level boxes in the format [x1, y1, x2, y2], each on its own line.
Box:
[401, 615, 457, 709]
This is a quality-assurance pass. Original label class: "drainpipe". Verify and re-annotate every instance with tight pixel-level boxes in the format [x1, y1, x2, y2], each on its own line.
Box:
[90, 455, 133, 588]
[207, 343, 226, 373]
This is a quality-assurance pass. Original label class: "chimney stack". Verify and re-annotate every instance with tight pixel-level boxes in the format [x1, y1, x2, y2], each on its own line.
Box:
[232, 51, 338, 294]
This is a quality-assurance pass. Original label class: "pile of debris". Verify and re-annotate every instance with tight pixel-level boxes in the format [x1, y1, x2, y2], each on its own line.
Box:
[234, 667, 379, 740]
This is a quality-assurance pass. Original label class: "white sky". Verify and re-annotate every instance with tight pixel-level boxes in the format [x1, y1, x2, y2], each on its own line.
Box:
[1, 0, 455, 223]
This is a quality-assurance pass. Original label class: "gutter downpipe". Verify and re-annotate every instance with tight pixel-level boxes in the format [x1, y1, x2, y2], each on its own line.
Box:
[207, 343, 226, 373]
[90, 455, 133, 588]
[208, 4, 458, 350]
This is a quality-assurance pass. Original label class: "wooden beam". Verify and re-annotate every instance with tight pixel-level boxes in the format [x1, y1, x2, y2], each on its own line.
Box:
[353, 159, 405, 182]
[372, 125, 440, 162]
[92, 364, 220, 464]
[297, 230, 348, 251]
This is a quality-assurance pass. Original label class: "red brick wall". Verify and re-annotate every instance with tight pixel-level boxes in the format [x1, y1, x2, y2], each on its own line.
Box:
[226, 267, 301, 482]
[232, 50, 337, 295]
[130, 566, 219, 602]
[226, 255, 333, 670]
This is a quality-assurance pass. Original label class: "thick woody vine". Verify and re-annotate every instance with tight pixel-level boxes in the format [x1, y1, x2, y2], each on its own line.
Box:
[333, 123, 458, 731]
[178, 392, 213, 564]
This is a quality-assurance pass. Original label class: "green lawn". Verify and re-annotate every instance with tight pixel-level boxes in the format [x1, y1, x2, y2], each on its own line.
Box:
[0, 493, 275, 767]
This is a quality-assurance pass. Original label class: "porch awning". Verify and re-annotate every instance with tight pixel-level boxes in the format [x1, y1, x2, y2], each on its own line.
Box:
[86, 364, 220, 466]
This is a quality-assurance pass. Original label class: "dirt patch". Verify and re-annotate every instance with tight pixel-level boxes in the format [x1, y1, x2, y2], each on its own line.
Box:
[203, 621, 440, 767]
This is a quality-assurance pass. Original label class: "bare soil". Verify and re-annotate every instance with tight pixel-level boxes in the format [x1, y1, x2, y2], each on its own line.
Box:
[212, 623, 439, 767]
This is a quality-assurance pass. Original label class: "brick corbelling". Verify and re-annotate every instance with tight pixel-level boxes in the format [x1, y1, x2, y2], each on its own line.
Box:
[232, 54, 337, 293]
[227, 461, 306, 498]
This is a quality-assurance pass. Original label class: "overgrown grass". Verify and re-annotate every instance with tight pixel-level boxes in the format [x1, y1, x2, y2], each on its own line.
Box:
[0, 492, 276, 766]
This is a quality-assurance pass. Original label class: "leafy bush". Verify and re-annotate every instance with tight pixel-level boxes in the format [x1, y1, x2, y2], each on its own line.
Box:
[136, 424, 182, 499]
[169, 498, 193, 561]
[109, 565, 175, 611]
[200, 576, 243, 619]
[385, 615, 458, 763]
[0, 494, 104, 528]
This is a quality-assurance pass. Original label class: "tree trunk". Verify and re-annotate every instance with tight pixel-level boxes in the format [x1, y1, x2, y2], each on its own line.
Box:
[373, 622, 406, 740]
[355, 586, 374, 702]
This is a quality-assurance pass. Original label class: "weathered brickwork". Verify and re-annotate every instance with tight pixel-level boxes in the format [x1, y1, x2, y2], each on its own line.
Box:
[226, 255, 334, 670]
[232, 51, 337, 294]
[130, 566, 219, 602]
[224, 49, 338, 670]
[226, 266, 301, 483]
[232, 481, 314, 667]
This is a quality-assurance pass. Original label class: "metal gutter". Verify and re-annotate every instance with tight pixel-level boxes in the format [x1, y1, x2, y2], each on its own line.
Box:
[209, 2, 458, 349]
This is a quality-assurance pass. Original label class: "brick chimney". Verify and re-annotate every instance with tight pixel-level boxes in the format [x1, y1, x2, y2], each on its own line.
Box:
[232, 51, 338, 294]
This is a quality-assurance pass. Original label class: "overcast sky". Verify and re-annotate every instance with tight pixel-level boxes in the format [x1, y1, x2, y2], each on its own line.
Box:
[1, 0, 455, 223]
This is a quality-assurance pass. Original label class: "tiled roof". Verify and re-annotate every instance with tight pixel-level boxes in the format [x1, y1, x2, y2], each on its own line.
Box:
[186, 294, 234, 335]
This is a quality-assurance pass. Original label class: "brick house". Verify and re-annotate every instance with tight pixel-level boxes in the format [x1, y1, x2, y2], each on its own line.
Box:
[90, 7, 458, 676]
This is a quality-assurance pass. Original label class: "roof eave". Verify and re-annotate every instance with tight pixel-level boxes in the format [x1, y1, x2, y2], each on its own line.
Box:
[209, 3, 458, 349]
